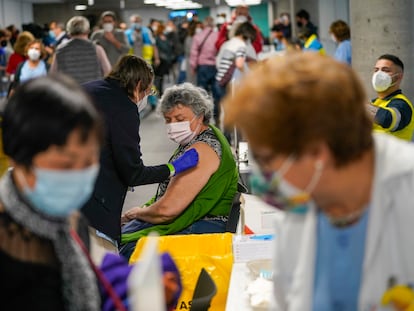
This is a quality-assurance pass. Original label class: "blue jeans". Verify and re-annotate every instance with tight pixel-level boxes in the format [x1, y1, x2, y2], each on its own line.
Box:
[197, 65, 219, 120]
[119, 218, 227, 260]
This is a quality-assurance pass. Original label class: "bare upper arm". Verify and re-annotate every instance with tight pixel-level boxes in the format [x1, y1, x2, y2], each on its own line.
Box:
[153, 141, 220, 218]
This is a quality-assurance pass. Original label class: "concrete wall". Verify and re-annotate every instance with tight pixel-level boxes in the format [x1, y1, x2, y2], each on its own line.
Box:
[0, 0, 33, 29]
[351, 0, 414, 100]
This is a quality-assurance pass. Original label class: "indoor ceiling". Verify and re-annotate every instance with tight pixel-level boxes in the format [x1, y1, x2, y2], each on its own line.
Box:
[59, 0, 268, 10]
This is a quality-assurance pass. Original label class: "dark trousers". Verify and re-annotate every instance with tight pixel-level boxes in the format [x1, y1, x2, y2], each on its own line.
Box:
[197, 65, 220, 122]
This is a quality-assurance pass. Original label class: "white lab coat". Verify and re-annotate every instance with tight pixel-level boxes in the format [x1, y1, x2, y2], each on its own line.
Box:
[272, 133, 414, 311]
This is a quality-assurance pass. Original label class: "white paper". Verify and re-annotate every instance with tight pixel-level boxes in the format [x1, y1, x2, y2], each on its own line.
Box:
[128, 232, 166, 311]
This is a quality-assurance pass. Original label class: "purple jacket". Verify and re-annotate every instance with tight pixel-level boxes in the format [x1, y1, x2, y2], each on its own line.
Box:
[190, 27, 218, 70]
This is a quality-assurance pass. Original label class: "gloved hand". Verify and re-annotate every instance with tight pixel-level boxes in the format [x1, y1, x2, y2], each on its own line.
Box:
[169, 148, 199, 176]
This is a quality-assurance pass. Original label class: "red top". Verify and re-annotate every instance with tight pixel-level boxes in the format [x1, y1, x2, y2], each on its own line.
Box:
[6, 53, 26, 75]
[215, 21, 263, 54]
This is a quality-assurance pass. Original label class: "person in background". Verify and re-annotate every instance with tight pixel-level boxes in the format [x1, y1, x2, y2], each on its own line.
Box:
[182, 20, 203, 85]
[125, 14, 160, 67]
[279, 12, 292, 39]
[299, 28, 325, 54]
[91, 11, 129, 66]
[224, 51, 414, 311]
[270, 24, 289, 52]
[48, 21, 70, 49]
[8, 39, 48, 97]
[120, 83, 238, 260]
[6, 24, 19, 47]
[215, 5, 263, 54]
[154, 23, 175, 96]
[329, 20, 351, 65]
[0, 74, 102, 310]
[81, 55, 199, 255]
[215, 21, 257, 97]
[296, 9, 318, 36]
[6, 31, 34, 77]
[367, 54, 414, 141]
[50, 15, 111, 85]
[190, 16, 220, 124]
[164, 19, 184, 82]
[148, 18, 160, 36]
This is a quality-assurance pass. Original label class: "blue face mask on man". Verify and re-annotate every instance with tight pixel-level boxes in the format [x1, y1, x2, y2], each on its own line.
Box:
[21, 164, 99, 218]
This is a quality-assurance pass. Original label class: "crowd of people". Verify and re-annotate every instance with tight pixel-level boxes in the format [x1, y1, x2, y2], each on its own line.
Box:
[0, 4, 413, 311]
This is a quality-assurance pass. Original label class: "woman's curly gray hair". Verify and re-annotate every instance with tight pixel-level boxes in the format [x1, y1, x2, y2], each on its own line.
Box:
[158, 83, 214, 125]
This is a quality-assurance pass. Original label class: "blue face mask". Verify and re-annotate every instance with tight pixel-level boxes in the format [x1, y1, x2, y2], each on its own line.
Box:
[49, 30, 56, 40]
[21, 164, 99, 218]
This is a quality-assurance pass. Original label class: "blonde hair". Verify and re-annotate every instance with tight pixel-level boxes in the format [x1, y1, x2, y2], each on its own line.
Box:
[223, 52, 373, 167]
[13, 31, 35, 55]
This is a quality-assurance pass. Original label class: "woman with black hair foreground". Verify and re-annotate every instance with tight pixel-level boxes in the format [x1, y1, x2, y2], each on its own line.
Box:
[0, 75, 103, 310]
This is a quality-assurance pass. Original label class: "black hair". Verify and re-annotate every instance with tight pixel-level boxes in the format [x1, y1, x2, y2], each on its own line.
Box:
[378, 54, 404, 72]
[296, 9, 310, 21]
[3, 74, 104, 167]
[234, 21, 257, 42]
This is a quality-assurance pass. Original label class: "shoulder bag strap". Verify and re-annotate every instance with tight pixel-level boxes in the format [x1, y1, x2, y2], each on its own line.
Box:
[70, 229, 128, 311]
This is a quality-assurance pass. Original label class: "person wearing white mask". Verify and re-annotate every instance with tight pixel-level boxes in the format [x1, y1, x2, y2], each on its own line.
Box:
[120, 82, 238, 260]
[367, 54, 414, 141]
[82, 55, 199, 256]
[91, 11, 130, 66]
[8, 39, 48, 97]
[215, 5, 263, 54]
[224, 52, 414, 311]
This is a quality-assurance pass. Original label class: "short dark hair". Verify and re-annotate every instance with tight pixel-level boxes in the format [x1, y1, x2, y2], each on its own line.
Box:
[3, 74, 104, 167]
[101, 11, 117, 21]
[296, 9, 310, 21]
[378, 54, 404, 72]
[235, 21, 256, 42]
[107, 55, 154, 99]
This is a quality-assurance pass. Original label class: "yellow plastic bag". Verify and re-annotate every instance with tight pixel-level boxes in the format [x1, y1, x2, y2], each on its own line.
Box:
[130, 233, 234, 311]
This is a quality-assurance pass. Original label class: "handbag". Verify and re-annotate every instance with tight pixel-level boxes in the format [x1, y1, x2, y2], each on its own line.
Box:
[195, 29, 213, 68]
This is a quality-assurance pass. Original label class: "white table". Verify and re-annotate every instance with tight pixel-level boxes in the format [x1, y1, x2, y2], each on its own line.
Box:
[225, 262, 254, 311]
[226, 194, 281, 311]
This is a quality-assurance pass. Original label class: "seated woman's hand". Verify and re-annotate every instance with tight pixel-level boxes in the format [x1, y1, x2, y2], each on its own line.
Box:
[121, 208, 138, 225]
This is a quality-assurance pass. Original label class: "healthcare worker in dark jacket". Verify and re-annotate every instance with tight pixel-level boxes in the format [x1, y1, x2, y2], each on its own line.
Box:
[82, 55, 198, 250]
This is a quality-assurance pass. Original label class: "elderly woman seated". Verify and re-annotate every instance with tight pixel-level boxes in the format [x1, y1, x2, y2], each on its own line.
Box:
[120, 83, 239, 260]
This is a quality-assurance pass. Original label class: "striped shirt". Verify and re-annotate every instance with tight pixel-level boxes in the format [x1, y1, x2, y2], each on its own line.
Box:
[215, 37, 246, 82]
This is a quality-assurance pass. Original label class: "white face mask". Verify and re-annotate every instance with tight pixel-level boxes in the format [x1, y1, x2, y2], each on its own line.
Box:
[103, 23, 114, 32]
[28, 48, 41, 61]
[166, 116, 200, 145]
[330, 34, 337, 43]
[235, 16, 248, 23]
[195, 28, 203, 34]
[137, 95, 148, 113]
[372, 70, 397, 92]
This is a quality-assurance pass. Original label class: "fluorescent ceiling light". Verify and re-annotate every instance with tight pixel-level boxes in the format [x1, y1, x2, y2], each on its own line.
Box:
[225, 0, 261, 5]
[166, 3, 202, 9]
[74, 4, 87, 10]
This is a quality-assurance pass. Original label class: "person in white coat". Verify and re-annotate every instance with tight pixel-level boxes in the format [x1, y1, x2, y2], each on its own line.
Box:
[223, 52, 414, 311]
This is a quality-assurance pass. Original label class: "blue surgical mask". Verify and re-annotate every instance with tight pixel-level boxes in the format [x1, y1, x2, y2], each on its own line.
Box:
[49, 30, 56, 40]
[20, 164, 99, 218]
[250, 156, 323, 214]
